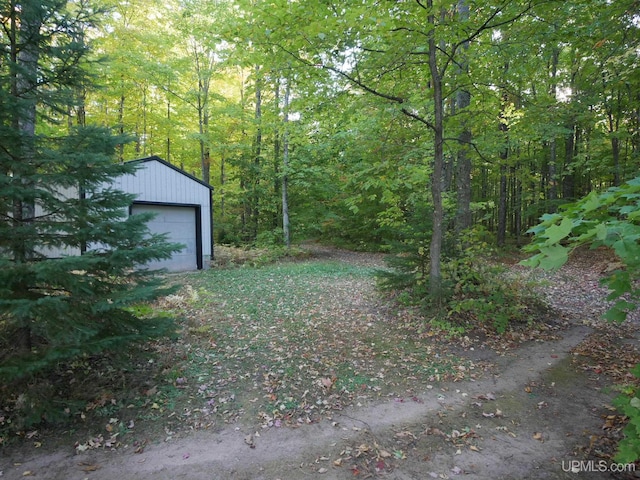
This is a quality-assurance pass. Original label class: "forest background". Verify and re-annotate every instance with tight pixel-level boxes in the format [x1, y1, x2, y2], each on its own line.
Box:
[81, 0, 639, 259]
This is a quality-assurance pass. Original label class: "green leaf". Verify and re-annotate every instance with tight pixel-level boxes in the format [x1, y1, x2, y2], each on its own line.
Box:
[543, 217, 574, 245]
[537, 244, 569, 270]
[595, 223, 608, 241]
[580, 191, 601, 213]
[603, 308, 628, 323]
[519, 253, 543, 268]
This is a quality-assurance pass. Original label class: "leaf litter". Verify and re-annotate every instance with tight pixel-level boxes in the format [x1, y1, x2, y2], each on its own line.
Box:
[151, 259, 483, 436]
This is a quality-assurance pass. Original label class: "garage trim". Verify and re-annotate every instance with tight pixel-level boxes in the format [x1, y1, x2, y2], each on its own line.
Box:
[130, 200, 204, 270]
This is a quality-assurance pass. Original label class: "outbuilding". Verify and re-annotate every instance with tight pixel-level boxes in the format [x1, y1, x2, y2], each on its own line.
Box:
[113, 156, 214, 271]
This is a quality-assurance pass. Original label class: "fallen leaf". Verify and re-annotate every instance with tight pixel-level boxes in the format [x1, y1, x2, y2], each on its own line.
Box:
[476, 393, 496, 401]
[320, 377, 334, 389]
[379, 449, 392, 458]
[533, 432, 543, 441]
[394, 430, 416, 439]
[79, 463, 99, 472]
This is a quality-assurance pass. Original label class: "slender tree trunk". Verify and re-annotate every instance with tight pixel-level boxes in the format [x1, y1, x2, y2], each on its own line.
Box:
[252, 65, 263, 240]
[497, 165, 508, 247]
[273, 77, 281, 229]
[607, 91, 621, 186]
[118, 89, 125, 161]
[547, 47, 559, 208]
[427, 1, 443, 300]
[220, 152, 226, 220]
[455, 0, 472, 235]
[202, 115, 211, 185]
[497, 68, 509, 246]
[166, 95, 171, 163]
[194, 44, 213, 184]
[563, 123, 575, 198]
[612, 136, 620, 186]
[282, 75, 291, 249]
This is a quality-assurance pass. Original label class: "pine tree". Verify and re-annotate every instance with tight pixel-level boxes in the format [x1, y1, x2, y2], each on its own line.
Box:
[0, 0, 181, 381]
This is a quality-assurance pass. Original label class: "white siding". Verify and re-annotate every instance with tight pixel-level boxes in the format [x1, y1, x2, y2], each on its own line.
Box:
[112, 159, 212, 258]
[34, 184, 82, 258]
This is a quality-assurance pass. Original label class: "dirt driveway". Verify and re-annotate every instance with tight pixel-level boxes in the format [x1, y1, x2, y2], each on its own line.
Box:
[1, 247, 639, 479]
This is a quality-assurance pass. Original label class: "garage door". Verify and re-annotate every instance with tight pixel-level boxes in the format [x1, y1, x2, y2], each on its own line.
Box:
[132, 204, 198, 271]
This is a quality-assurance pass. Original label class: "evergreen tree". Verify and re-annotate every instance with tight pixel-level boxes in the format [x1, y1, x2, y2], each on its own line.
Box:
[0, 0, 181, 381]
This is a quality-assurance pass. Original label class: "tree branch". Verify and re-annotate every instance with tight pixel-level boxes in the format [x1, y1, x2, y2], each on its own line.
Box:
[401, 107, 436, 131]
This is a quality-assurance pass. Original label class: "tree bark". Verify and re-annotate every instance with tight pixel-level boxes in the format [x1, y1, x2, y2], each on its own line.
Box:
[282, 74, 291, 249]
[252, 65, 263, 240]
[10, 0, 44, 352]
[455, 0, 472, 235]
[427, 1, 444, 300]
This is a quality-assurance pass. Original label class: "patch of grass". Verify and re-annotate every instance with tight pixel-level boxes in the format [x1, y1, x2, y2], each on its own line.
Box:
[150, 258, 474, 432]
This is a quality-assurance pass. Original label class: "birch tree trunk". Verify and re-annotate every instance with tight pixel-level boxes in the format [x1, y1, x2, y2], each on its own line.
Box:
[281, 74, 291, 249]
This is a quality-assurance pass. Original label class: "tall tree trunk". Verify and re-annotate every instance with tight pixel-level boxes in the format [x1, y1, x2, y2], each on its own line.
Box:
[166, 95, 171, 163]
[252, 65, 263, 240]
[194, 44, 213, 184]
[563, 123, 576, 199]
[118, 89, 125, 161]
[607, 86, 622, 186]
[547, 47, 560, 208]
[282, 75, 291, 249]
[273, 77, 282, 229]
[455, 0, 472, 235]
[10, 0, 43, 351]
[427, 1, 444, 300]
[497, 166, 508, 247]
[497, 66, 509, 246]
[514, 170, 522, 246]
[220, 152, 226, 220]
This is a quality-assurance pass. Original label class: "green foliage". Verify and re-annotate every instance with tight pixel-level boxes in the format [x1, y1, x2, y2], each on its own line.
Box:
[444, 228, 534, 334]
[376, 203, 434, 299]
[0, 127, 181, 382]
[613, 364, 640, 464]
[380, 224, 536, 333]
[522, 177, 640, 322]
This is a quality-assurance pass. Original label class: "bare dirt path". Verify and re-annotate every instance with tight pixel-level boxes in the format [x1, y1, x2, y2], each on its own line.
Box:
[1, 247, 639, 480]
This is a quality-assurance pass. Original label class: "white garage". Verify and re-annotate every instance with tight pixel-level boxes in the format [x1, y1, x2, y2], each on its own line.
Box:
[113, 156, 213, 271]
